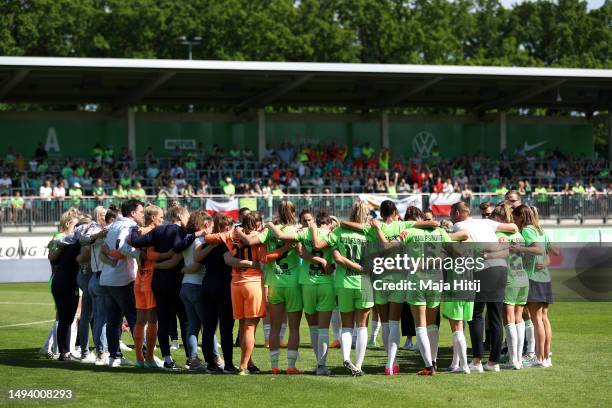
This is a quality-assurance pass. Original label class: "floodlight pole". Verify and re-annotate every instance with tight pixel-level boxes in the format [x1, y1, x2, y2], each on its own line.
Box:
[178, 36, 202, 112]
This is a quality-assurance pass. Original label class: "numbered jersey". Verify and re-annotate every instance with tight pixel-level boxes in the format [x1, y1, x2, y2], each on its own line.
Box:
[496, 231, 528, 288]
[296, 228, 334, 286]
[231, 231, 264, 286]
[326, 227, 367, 289]
[259, 226, 300, 288]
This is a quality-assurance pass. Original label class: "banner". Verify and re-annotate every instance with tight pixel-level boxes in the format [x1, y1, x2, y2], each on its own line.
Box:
[205, 198, 240, 220]
[358, 194, 422, 218]
[239, 197, 258, 212]
[429, 193, 462, 216]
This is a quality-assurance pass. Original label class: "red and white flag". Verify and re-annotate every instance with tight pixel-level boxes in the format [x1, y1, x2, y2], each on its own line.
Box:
[429, 193, 461, 216]
[205, 198, 239, 220]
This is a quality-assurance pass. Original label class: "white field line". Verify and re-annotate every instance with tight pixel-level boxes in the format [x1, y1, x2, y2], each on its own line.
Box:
[0, 301, 54, 305]
[0, 319, 54, 329]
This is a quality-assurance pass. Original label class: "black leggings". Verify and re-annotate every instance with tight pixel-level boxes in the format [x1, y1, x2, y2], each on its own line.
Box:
[201, 286, 234, 366]
[51, 281, 78, 355]
[152, 282, 189, 359]
[469, 301, 503, 363]
[401, 303, 415, 337]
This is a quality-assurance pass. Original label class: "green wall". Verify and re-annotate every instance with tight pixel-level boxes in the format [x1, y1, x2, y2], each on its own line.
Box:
[0, 113, 593, 160]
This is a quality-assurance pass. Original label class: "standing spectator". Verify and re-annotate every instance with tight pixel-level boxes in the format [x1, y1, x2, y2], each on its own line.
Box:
[0, 173, 12, 195]
[130, 182, 146, 200]
[197, 177, 209, 196]
[572, 180, 585, 195]
[53, 180, 66, 200]
[9, 190, 25, 223]
[69, 182, 83, 208]
[33, 142, 48, 162]
[93, 179, 106, 204]
[222, 177, 236, 196]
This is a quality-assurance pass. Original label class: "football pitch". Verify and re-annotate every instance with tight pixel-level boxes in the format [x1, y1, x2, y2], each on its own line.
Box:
[0, 283, 610, 407]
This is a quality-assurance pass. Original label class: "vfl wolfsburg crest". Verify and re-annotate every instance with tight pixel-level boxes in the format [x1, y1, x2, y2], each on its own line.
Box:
[412, 131, 437, 157]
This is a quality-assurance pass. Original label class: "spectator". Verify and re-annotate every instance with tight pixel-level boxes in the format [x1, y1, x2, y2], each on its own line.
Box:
[572, 180, 585, 195]
[93, 179, 106, 203]
[222, 177, 235, 196]
[33, 142, 48, 162]
[9, 190, 25, 223]
[197, 177, 209, 196]
[461, 184, 472, 201]
[53, 180, 66, 200]
[175, 174, 187, 195]
[69, 182, 83, 207]
[112, 183, 127, 201]
[130, 182, 146, 199]
[166, 179, 179, 198]
[0, 173, 12, 195]
[40, 179, 53, 200]
[92, 144, 103, 164]
[103, 145, 114, 164]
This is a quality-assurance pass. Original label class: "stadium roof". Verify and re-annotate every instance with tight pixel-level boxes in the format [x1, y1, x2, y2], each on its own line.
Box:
[0, 57, 611, 112]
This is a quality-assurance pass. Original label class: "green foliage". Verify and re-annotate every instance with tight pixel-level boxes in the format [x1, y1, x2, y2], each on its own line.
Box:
[0, 0, 608, 68]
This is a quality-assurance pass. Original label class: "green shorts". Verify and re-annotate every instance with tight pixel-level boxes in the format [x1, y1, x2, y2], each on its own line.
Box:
[442, 301, 474, 321]
[336, 287, 374, 313]
[268, 285, 303, 313]
[302, 284, 336, 315]
[374, 282, 408, 304]
[407, 286, 441, 308]
[504, 286, 528, 306]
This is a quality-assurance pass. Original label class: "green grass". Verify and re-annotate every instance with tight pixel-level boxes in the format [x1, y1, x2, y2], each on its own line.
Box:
[0, 283, 611, 407]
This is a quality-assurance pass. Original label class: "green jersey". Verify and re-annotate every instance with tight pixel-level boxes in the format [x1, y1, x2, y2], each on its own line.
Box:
[259, 226, 300, 288]
[521, 226, 551, 283]
[496, 231, 528, 288]
[326, 227, 367, 289]
[401, 227, 451, 285]
[363, 220, 415, 243]
[296, 228, 333, 285]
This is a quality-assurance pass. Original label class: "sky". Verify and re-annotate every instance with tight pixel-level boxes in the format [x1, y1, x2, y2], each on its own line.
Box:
[498, 0, 606, 9]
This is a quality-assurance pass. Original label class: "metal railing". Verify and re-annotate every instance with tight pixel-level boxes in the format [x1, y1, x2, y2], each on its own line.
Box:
[0, 193, 610, 228]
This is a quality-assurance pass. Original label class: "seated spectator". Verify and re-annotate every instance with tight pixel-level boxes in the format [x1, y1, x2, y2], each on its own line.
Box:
[143, 146, 155, 165]
[228, 145, 241, 158]
[146, 161, 160, 179]
[92, 143, 103, 164]
[103, 144, 114, 164]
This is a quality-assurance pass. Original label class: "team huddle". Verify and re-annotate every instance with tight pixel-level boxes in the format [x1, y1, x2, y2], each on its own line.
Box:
[40, 189, 554, 376]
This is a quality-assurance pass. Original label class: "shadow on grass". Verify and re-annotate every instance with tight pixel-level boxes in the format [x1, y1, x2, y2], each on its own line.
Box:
[0, 348, 193, 375]
[0, 345, 476, 377]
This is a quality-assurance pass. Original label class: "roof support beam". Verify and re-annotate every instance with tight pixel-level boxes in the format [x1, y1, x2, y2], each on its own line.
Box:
[113, 71, 175, 109]
[363, 77, 443, 109]
[0, 69, 30, 100]
[238, 74, 313, 108]
[475, 79, 566, 111]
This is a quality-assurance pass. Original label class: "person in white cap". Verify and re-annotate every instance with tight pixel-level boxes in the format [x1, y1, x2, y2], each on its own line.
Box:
[69, 182, 83, 207]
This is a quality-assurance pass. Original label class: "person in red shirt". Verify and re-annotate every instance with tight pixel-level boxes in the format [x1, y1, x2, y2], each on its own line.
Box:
[367, 155, 379, 170]
[433, 177, 444, 193]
